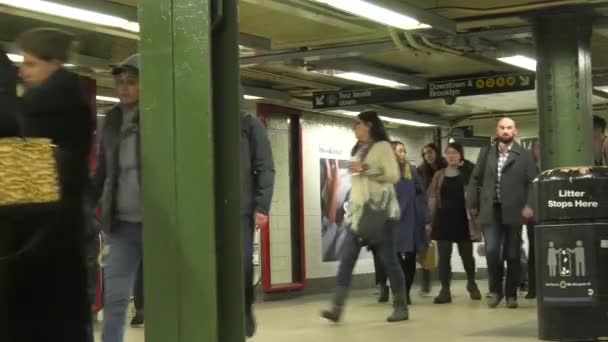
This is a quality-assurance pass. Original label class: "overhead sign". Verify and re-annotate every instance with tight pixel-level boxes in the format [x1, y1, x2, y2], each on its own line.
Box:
[312, 72, 536, 109]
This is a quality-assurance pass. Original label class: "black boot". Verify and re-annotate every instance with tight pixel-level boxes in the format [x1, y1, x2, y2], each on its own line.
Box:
[387, 289, 409, 322]
[420, 269, 432, 297]
[245, 310, 256, 338]
[378, 284, 389, 303]
[433, 288, 452, 304]
[321, 286, 348, 323]
[467, 280, 482, 301]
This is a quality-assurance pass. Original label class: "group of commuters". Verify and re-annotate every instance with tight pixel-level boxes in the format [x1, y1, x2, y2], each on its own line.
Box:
[2, 26, 608, 342]
[0, 28, 275, 342]
[321, 113, 540, 324]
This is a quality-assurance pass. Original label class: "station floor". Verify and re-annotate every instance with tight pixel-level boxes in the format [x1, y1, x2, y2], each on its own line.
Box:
[95, 281, 540, 342]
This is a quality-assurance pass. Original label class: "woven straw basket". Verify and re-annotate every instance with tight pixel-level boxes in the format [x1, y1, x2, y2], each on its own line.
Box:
[0, 138, 60, 206]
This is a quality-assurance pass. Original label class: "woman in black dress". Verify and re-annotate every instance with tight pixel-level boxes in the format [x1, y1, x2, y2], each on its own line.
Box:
[2, 28, 93, 342]
[427, 143, 482, 304]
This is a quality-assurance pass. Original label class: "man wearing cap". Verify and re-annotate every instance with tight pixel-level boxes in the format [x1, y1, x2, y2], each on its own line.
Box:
[89, 53, 143, 342]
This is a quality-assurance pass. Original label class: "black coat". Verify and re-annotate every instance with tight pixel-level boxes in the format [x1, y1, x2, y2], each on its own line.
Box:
[467, 142, 538, 225]
[0, 50, 18, 137]
[3, 68, 93, 342]
[240, 113, 274, 216]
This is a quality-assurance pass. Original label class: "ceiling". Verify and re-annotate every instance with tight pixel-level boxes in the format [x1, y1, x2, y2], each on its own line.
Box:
[3, 0, 608, 126]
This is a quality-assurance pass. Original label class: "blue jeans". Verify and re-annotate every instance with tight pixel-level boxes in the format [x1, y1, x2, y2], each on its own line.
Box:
[102, 221, 143, 342]
[337, 221, 405, 294]
[484, 205, 522, 298]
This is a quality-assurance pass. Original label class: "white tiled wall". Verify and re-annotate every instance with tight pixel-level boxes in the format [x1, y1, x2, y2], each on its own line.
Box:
[266, 114, 293, 284]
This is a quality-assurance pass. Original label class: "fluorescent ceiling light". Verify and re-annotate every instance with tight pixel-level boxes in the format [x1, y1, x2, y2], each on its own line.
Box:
[310, 0, 430, 30]
[0, 0, 140, 32]
[335, 72, 408, 89]
[328, 110, 359, 117]
[328, 109, 434, 127]
[244, 95, 263, 100]
[6, 53, 23, 63]
[380, 116, 434, 127]
[96, 96, 120, 103]
[498, 55, 537, 71]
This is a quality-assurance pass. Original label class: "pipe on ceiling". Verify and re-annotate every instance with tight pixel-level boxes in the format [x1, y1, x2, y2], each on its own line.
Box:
[419, 36, 464, 55]
[388, 29, 416, 54]
[430, 0, 608, 17]
[402, 31, 434, 54]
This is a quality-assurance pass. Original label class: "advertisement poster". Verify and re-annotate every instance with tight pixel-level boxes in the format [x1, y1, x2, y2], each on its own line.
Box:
[319, 146, 372, 262]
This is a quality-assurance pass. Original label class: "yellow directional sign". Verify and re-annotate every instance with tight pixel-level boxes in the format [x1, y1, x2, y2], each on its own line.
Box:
[486, 78, 495, 88]
[506, 76, 516, 86]
[496, 77, 505, 87]
[475, 79, 485, 89]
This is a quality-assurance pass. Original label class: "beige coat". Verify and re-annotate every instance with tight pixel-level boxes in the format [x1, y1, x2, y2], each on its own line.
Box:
[348, 141, 401, 234]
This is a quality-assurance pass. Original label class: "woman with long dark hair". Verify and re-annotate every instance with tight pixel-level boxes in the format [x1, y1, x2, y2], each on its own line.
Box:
[2, 28, 93, 341]
[321, 111, 408, 323]
[372, 141, 430, 305]
[427, 143, 482, 304]
[416, 142, 446, 296]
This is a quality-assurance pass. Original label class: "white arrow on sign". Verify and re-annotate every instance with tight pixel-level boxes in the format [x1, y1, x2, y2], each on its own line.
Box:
[315, 95, 325, 106]
[519, 75, 531, 86]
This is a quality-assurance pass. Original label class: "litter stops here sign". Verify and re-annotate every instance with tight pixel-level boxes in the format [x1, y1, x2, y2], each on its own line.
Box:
[536, 172, 608, 304]
[539, 224, 600, 304]
[312, 72, 535, 109]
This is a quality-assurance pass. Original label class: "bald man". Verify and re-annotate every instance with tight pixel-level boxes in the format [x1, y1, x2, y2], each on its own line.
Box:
[467, 118, 537, 309]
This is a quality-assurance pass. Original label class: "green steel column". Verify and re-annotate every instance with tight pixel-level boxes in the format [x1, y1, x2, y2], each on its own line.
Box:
[139, 0, 236, 340]
[535, 9, 594, 170]
[211, 1, 245, 342]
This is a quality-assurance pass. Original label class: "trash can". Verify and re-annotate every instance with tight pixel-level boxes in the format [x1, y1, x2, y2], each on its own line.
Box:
[534, 166, 608, 341]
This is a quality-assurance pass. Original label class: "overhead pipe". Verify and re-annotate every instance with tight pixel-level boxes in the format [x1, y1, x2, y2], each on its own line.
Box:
[389, 29, 417, 54]
[431, 0, 608, 17]
[419, 36, 464, 55]
[402, 31, 434, 54]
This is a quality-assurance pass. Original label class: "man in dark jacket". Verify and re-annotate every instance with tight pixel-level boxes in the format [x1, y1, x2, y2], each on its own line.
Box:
[89, 54, 143, 342]
[240, 98, 274, 338]
[467, 117, 537, 309]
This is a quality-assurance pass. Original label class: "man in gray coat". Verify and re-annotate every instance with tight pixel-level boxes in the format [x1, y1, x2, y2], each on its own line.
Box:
[468, 117, 537, 309]
[89, 54, 143, 342]
[593, 115, 608, 166]
[240, 103, 275, 337]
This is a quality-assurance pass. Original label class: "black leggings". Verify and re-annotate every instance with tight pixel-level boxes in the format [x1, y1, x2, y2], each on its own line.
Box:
[372, 249, 417, 297]
[437, 240, 476, 289]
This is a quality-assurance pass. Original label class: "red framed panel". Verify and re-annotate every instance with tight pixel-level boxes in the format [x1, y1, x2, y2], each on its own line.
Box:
[257, 103, 307, 293]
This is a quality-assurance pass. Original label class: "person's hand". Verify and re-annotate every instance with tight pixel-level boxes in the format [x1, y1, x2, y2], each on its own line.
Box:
[425, 224, 432, 237]
[469, 208, 479, 217]
[350, 161, 364, 173]
[255, 212, 269, 230]
[522, 207, 534, 221]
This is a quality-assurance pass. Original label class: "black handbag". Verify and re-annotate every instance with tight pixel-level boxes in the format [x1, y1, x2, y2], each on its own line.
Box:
[353, 186, 400, 245]
[355, 200, 389, 245]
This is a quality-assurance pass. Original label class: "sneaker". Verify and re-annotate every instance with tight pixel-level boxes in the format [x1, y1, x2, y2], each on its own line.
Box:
[506, 297, 518, 309]
[130, 311, 144, 327]
[487, 293, 503, 308]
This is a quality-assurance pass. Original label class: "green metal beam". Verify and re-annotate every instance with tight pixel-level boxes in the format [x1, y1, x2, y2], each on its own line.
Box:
[211, 0, 245, 341]
[534, 9, 594, 170]
[140, 0, 220, 341]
